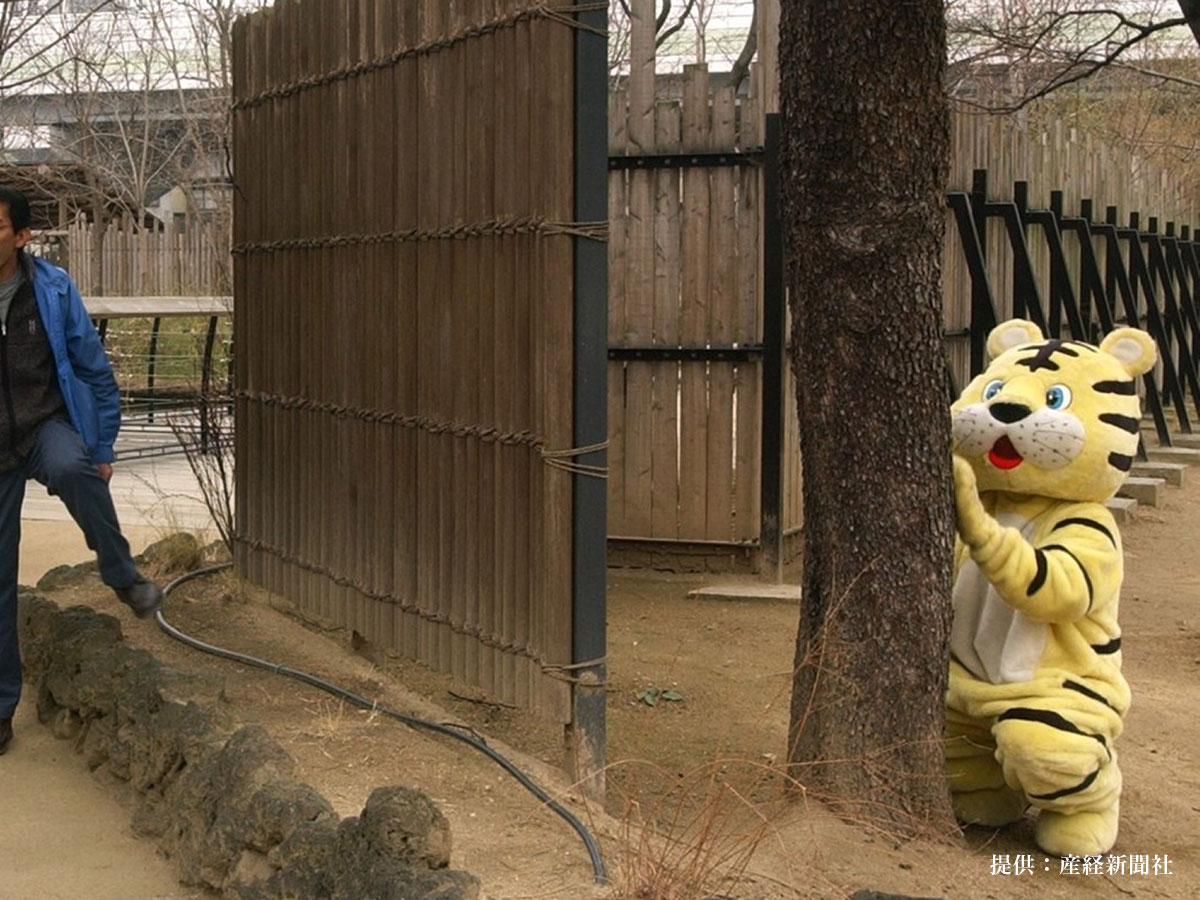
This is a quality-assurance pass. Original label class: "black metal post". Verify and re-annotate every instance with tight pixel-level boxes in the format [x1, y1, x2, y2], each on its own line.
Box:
[759, 113, 786, 581]
[948, 191, 997, 376]
[570, 0, 608, 802]
[997, 183, 1048, 333]
[200, 315, 219, 454]
[146, 316, 162, 422]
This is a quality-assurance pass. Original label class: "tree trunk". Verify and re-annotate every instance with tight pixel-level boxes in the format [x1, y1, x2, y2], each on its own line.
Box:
[780, 0, 956, 835]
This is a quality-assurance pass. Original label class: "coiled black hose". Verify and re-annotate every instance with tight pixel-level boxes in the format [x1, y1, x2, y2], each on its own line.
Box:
[154, 563, 607, 885]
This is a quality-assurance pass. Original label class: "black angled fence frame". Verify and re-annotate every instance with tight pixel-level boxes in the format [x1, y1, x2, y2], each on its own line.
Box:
[948, 168, 1200, 452]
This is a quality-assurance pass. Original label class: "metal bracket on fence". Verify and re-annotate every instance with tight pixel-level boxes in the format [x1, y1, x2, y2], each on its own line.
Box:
[607, 344, 763, 363]
[607, 150, 765, 171]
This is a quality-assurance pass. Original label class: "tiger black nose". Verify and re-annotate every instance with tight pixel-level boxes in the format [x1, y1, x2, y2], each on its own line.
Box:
[989, 402, 1031, 423]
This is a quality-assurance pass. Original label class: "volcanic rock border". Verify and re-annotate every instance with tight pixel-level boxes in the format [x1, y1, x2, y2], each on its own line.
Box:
[17, 569, 479, 900]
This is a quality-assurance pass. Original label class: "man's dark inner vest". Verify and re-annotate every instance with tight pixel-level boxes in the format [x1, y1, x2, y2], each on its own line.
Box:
[0, 276, 66, 472]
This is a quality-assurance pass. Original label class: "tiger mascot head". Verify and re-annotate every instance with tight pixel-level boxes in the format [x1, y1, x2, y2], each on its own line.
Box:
[952, 319, 1158, 503]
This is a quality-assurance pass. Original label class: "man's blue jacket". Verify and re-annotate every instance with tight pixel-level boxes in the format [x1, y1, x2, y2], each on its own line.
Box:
[28, 256, 121, 464]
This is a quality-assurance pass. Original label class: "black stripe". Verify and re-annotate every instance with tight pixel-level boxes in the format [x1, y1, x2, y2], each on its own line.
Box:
[1029, 768, 1101, 801]
[1027, 549, 1048, 595]
[1040, 543, 1095, 610]
[1062, 679, 1116, 711]
[996, 708, 1108, 749]
[1093, 379, 1136, 395]
[1109, 452, 1133, 472]
[1099, 413, 1140, 434]
[1092, 636, 1122, 654]
[1052, 517, 1116, 547]
[1026, 544, 1096, 606]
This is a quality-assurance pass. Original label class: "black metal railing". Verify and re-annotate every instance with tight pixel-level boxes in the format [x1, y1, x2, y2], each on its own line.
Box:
[948, 169, 1200, 453]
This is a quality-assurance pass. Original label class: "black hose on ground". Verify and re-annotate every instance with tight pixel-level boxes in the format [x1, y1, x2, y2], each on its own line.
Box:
[154, 563, 607, 885]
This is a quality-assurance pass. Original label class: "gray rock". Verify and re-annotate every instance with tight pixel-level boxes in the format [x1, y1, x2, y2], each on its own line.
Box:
[18, 589, 482, 900]
[353, 785, 454, 870]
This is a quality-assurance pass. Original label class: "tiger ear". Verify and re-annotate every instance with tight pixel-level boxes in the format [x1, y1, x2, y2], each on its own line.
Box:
[1100, 327, 1157, 377]
[987, 319, 1043, 359]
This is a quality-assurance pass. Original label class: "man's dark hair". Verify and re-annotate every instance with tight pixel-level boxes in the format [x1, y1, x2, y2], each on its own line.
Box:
[0, 186, 31, 233]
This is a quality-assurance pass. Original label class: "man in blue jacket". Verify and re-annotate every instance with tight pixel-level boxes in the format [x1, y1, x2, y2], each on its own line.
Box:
[0, 186, 163, 755]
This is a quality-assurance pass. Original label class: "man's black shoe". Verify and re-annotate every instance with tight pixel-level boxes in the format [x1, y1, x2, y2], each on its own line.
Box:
[0, 717, 12, 754]
[115, 575, 164, 619]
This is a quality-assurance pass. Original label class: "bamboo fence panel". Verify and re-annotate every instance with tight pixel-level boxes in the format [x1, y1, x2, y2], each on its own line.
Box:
[232, 0, 576, 723]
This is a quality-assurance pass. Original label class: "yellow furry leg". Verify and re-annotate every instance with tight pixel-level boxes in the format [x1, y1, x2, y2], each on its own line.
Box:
[954, 784, 1029, 827]
[1036, 801, 1120, 857]
[946, 708, 1028, 827]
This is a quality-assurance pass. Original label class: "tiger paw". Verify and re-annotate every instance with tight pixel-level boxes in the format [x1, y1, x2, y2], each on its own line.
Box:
[952, 455, 992, 548]
[1035, 804, 1119, 857]
[953, 786, 1029, 828]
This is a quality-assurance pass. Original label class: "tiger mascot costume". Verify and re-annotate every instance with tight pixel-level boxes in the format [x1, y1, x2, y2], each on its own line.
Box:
[947, 318, 1156, 857]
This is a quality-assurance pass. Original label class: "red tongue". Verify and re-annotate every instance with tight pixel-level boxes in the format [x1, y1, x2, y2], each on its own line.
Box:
[988, 436, 1023, 470]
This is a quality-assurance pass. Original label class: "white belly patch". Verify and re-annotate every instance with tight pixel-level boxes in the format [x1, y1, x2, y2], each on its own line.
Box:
[951, 511, 1049, 684]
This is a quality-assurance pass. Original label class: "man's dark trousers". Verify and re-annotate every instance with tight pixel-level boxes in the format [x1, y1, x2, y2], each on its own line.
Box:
[0, 416, 138, 718]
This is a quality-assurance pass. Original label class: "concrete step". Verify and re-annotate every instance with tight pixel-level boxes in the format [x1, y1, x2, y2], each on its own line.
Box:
[1162, 432, 1200, 450]
[1106, 496, 1138, 524]
[1130, 460, 1187, 487]
[687, 583, 800, 604]
[1117, 476, 1165, 507]
[1141, 424, 1200, 447]
[1145, 445, 1200, 466]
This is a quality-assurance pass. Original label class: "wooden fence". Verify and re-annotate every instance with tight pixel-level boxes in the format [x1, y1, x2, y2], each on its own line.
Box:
[943, 111, 1200, 388]
[231, 0, 599, 738]
[607, 72, 776, 556]
[607, 40, 1200, 570]
[66, 215, 230, 297]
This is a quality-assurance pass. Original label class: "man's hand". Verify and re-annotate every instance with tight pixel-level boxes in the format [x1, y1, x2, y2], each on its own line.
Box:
[96, 463, 113, 484]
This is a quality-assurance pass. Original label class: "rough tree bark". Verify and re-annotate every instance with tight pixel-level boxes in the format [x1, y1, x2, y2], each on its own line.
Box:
[780, 1, 957, 835]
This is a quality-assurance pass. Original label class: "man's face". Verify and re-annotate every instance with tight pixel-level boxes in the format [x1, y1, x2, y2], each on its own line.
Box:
[0, 202, 30, 279]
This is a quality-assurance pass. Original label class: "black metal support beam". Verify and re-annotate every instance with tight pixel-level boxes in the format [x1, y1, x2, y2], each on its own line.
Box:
[948, 190, 998, 375]
[608, 150, 764, 171]
[1119, 218, 1193, 433]
[570, 0, 607, 805]
[607, 344, 763, 363]
[759, 113, 786, 581]
[982, 196, 1049, 334]
[1144, 222, 1200, 421]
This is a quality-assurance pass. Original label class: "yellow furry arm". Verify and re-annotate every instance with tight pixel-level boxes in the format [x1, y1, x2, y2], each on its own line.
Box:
[953, 457, 1118, 623]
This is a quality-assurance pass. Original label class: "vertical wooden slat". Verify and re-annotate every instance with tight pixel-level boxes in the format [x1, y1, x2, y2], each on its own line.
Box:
[650, 101, 682, 540]
[706, 85, 736, 542]
[510, 8, 534, 710]
[735, 86, 762, 542]
[678, 65, 711, 541]
[621, 0, 657, 540]
[448, 0, 472, 687]
[415, 0, 442, 672]
[394, 0, 421, 662]
[606, 90, 628, 537]
[538, 2, 575, 721]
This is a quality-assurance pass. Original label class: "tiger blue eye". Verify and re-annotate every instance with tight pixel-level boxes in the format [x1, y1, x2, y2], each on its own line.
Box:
[983, 379, 1004, 400]
[1046, 385, 1072, 409]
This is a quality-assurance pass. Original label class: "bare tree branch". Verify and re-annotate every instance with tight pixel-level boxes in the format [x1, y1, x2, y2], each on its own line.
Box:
[1179, 0, 1200, 47]
[727, 0, 758, 93]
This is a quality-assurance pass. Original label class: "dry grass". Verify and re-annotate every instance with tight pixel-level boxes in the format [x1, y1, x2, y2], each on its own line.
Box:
[609, 758, 780, 900]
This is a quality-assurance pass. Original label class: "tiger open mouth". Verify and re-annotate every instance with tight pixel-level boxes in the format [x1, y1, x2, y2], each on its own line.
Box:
[988, 435, 1023, 470]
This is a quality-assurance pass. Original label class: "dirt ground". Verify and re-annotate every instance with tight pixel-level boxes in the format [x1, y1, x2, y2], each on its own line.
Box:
[18, 468, 1200, 900]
